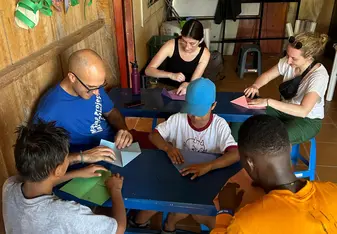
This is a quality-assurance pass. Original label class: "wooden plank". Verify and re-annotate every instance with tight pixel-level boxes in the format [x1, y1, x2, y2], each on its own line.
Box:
[0, 12, 12, 70]
[0, 59, 63, 180]
[113, 0, 128, 88]
[124, 0, 136, 86]
[57, 3, 115, 85]
[0, 19, 105, 89]
[14, 59, 63, 122]
[57, 0, 120, 87]
[0, 82, 24, 177]
[98, 0, 120, 87]
[52, 0, 98, 39]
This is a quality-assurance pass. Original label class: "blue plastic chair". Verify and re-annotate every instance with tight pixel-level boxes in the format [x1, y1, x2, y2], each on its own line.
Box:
[291, 138, 317, 181]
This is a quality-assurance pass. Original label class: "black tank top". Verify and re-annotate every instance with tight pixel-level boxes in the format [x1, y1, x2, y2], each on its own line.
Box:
[163, 38, 204, 87]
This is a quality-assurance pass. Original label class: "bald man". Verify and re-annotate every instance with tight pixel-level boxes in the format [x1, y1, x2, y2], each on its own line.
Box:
[34, 49, 133, 164]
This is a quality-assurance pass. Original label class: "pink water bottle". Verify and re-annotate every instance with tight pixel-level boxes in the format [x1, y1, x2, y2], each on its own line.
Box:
[131, 61, 141, 95]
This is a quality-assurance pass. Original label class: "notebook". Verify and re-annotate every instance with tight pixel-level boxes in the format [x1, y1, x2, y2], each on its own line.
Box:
[161, 88, 186, 101]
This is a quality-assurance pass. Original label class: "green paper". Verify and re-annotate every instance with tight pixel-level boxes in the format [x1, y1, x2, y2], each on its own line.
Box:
[71, 0, 79, 6]
[82, 184, 110, 205]
[60, 170, 111, 205]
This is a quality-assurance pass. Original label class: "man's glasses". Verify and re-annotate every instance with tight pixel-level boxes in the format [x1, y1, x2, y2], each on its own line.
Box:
[288, 36, 302, 49]
[71, 72, 107, 93]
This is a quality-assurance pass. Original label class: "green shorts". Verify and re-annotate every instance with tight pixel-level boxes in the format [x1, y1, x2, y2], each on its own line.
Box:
[230, 107, 322, 144]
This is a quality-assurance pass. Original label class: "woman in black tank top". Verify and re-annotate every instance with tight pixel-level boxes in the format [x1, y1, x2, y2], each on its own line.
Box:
[145, 19, 210, 95]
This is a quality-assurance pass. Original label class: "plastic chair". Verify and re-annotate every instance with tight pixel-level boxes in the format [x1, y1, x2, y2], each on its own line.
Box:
[291, 138, 317, 181]
[236, 44, 262, 79]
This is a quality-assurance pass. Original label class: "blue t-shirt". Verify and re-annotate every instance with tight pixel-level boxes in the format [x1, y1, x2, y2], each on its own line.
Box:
[34, 84, 115, 152]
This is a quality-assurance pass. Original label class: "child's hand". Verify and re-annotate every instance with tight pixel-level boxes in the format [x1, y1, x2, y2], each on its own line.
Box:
[165, 146, 184, 164]
[180, 163, 212, 180]
[106, 173, 124, 194]
[76, 165, 108, 178]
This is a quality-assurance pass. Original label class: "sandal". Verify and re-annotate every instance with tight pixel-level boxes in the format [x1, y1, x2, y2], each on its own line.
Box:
[161, 229, 176, 234]
[128, 215, 151, 229]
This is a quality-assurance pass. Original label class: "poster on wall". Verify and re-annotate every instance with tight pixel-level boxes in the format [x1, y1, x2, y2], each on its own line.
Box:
[148, 0, 159, 7]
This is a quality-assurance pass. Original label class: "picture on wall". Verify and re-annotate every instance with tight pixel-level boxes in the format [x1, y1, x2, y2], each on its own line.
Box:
[148, 0, 159, 7]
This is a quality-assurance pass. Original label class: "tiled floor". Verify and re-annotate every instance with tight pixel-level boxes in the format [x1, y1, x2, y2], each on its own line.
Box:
[124, 55, 337, 232]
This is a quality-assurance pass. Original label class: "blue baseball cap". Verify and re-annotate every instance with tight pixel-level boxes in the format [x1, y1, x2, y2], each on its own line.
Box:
[181, 78, 216, 117]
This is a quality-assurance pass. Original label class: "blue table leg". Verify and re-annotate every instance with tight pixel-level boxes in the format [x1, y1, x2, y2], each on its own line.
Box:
[200, 224, 209, 232]
[162, 211, 168, 227]
[152, 118, 158, 130]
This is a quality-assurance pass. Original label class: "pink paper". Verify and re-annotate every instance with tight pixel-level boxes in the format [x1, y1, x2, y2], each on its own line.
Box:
[161, 88, 185, 101]
[213, 169, 265, 209]
[231, 95, 265, 109]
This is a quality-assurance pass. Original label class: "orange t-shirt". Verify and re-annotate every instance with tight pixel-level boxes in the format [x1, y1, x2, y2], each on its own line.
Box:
[211, 181, 337, 234]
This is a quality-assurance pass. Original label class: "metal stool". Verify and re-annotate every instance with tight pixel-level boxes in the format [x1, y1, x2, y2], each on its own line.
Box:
[291, 138, 317, 181]
[236, 44, 262, 79]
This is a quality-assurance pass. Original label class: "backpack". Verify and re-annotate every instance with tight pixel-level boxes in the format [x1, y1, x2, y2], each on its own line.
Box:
[203, 51, 225, 82]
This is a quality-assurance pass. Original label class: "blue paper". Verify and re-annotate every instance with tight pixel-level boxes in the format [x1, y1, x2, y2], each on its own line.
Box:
[174, 150, 219, 171]
[100, 139, 141, 167]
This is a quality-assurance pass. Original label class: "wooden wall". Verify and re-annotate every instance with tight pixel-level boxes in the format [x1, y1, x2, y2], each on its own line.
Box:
[316, 0, 335, 34]
[0, 1, 119, 231]
[133, 0, 166, 69]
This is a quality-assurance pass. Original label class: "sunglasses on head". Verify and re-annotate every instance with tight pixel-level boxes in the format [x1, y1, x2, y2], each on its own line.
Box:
[288, 36, 302, 49]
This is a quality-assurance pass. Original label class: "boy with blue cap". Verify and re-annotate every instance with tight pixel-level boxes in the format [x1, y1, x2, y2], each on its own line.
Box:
[130, 78, 238, 232]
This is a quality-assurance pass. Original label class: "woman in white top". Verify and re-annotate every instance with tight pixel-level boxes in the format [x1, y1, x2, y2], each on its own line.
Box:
[244, 32, 329, 144]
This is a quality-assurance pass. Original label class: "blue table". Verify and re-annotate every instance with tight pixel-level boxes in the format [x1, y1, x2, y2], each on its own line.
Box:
[54, 149, 241, 216]
[108, 88, 265, 124]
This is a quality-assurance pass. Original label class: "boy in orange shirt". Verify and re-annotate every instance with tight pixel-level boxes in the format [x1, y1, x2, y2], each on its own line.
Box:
[212, 115, 337, 234]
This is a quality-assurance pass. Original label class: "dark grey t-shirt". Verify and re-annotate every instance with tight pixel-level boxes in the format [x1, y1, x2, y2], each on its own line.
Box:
[2, 177, 117, 234]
